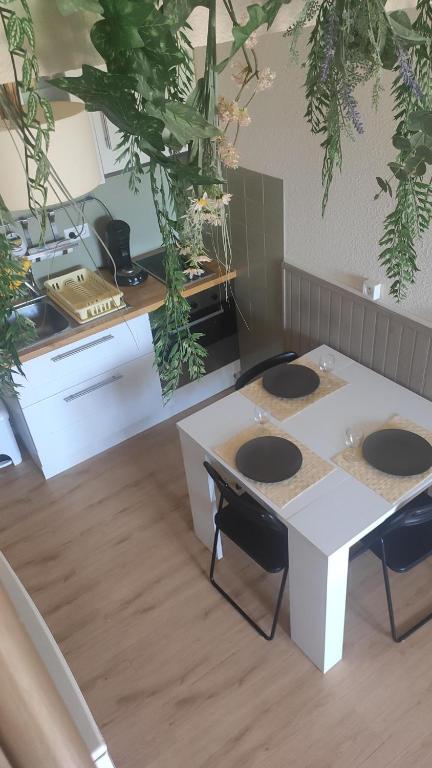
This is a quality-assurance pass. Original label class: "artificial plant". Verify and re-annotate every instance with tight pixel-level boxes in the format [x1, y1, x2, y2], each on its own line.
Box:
[286, 0, 432, 301]
[53, 0, 288, 399]
[0, 0, 57, 395]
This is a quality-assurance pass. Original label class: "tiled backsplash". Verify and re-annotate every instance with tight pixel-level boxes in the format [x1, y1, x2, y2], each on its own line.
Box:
[227, 167, 285, 372]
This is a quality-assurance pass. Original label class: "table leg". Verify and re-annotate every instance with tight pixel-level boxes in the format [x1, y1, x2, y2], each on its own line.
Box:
[178, 431, 222, 557]
[287, 525, 349, 672]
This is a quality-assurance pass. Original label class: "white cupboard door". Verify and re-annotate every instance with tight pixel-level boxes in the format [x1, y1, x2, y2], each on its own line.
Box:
[23, 354, 164, 472]
[16, 320, 149, 407]
[90, 113, 150, 177]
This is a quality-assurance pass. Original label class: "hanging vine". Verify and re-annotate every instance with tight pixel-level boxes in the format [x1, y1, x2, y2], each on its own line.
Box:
[0, 0, 59, 394]
[54, 0, 286, 399]
[286, 0, 432, 302]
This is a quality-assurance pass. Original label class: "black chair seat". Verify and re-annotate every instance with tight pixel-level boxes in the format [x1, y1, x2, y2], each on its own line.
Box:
[204, 461, 289, 640]
[370, 519, 432, 572]
[216, 494, 288, 573]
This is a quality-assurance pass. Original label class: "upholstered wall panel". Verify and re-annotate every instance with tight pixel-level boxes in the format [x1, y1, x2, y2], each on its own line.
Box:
[284, 263, 432, 399]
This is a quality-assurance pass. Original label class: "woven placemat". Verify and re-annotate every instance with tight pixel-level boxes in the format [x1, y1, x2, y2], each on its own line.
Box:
[241, 357, 347, 422]
[334, 415, 432, 503]
[213, 422, 334, 509]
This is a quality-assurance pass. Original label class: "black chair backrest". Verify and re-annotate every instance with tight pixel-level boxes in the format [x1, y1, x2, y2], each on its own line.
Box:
[203, 461, 285, 533]
[373, 491, 432, 541]
[234, 351, 298, 391]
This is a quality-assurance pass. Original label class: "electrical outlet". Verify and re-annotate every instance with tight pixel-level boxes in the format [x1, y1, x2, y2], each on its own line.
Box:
[64, 223, 90, 241]
[362, 279, 381, 301]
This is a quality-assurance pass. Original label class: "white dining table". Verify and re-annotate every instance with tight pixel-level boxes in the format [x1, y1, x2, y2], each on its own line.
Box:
[177, 345, 432, 672]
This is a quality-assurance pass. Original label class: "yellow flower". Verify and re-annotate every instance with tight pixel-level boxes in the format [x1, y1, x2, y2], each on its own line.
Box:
[193, 192, 209, 211]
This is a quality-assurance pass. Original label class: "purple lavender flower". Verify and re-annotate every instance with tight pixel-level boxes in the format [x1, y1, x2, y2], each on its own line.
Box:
[320, 3, 339, 82]
[396, 44, 423, 100]
[340, 83, 364, 135]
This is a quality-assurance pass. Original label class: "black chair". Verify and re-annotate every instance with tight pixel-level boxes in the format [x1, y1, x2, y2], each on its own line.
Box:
[350, 491, 432, 642]
[234, 351, 299, 391]
[204, 461, 289, 640]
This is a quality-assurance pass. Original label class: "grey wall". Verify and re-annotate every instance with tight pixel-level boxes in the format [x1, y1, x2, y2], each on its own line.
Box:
[284, 263, 432, 400]
[228, 166, 285, 372]
[26, 171, 163, 284]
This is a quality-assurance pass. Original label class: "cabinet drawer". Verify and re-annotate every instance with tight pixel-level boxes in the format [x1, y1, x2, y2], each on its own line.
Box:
[24, 354, 163, 467]
[16, 319, 151, 407]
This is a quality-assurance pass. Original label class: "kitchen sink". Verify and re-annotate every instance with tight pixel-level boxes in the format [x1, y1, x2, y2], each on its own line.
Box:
[9, 297, 71, 345]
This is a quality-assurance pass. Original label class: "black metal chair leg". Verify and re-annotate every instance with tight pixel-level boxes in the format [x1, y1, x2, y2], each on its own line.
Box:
[268, 565, 289, 640]
[380, 538, 399, 642]
[380, 537, 432, 643]
[209, 528, 288, 641]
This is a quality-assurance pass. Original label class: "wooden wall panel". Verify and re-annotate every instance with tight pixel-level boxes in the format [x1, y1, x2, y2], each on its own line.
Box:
[284, 263, 432, 400]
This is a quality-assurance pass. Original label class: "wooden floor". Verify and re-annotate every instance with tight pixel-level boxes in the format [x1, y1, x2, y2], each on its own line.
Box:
[2, 397, 432, 768]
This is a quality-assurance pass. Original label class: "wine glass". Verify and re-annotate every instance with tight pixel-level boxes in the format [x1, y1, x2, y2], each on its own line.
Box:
[345, 426, 363, 449]
[319, 352, 336, 373]
[254, 406, 269, 425]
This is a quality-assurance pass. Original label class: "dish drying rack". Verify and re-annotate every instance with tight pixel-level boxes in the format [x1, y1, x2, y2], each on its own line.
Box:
[44, 268, 125, 324]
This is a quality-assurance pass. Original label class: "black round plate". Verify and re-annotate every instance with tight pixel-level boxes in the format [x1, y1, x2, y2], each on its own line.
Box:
[262, 364, 320, 399]
[235, 435, 303, 483]
[362, 428, 432, 477]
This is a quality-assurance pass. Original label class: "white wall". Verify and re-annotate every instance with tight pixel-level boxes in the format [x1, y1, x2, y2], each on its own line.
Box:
[214, 31, 432, 322]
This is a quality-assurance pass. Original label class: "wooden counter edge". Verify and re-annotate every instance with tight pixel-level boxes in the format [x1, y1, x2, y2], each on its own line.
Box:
[19, 263, 236, 364]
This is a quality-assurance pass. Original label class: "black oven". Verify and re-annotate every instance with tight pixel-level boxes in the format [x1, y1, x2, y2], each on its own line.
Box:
[151, 283, 239, 389]
[137, 250, 239, 388]
[184, 284, 238, 382]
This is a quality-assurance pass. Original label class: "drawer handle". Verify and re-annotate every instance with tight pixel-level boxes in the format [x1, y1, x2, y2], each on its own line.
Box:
[101, 114, 112, 150]
[51, 334, 115, 362]
[64, 374, 123, 403]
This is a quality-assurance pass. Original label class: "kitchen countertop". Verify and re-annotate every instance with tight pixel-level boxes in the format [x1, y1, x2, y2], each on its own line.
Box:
[19, 259, 236, 363]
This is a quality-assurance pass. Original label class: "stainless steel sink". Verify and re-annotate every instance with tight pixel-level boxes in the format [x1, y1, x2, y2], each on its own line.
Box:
[9, 297, 71, 346]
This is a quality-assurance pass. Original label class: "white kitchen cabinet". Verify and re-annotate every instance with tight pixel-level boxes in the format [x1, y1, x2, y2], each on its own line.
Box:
[90, 112, 150, 177]
[7, 313, 163, 479]
[25, 354, 164, 478]
[13, 317, 152, 408]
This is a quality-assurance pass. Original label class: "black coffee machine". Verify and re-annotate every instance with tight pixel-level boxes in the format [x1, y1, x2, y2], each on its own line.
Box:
[105, 219, 148, 286]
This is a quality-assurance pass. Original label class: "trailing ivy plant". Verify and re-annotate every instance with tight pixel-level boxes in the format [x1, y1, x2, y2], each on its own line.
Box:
[54, 0, 289, 399]
[286, 0, 432, 302]
[0, 0, 59, 395]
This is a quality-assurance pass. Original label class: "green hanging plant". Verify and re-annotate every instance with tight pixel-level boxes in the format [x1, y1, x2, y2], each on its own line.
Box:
[286, 0, 432, 302]
[54, 0, 288, 399]
[0, 0, 60, 395]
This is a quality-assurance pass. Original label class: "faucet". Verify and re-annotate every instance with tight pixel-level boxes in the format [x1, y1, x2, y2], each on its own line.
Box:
[22, 264, 42, 300]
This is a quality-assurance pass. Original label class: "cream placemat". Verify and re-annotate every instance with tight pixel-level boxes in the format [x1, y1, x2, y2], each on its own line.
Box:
[241, 357, 347, 421]
[334, 415, 432, 503]
[213, 422, 334, 509]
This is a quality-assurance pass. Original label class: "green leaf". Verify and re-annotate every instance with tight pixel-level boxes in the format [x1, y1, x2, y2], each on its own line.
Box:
[21, 55, 33, 91]
[414, 161, 427, 177]
[6, 14, 24, 50]
[91, 19, 143, 52]
[388, 161, 408, 181]
[53, 66, 166, 154]
[163, 102, 220, 144]
[414, 145, 432, 164]
[376, 177, 388, 193]
[162, 0, 210, 32]
[40, 98, 55, 130]
[387, 12, 427, 46]
[21, 17, 35, 48]
[407, 110, 432, 136]
[25, 91, 38, 126]
[392, 135, 411, 153]
[217, 0, 289, 72]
